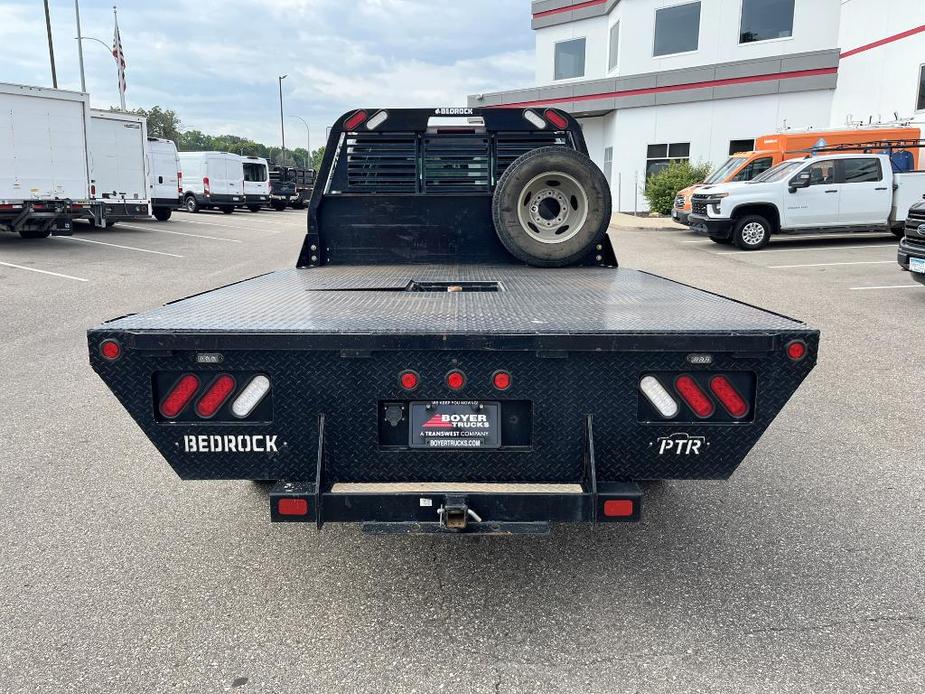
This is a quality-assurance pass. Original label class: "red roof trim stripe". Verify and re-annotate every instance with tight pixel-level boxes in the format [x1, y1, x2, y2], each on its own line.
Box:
[490, 67, 838, 109]
[533, 0, 607, 19]
[840, 24, 925, 59]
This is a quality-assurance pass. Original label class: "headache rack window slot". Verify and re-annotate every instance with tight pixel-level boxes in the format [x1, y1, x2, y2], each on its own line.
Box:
[495, 132, 569, 181]
[343, 132, 417, 193]
[422, 134, 491, 193]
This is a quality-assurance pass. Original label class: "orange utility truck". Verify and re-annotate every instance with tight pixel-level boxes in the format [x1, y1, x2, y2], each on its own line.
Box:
[672, 126, 921, 224]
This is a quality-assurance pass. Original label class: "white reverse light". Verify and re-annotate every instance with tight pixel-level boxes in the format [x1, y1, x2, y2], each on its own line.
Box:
[365, 110, 389, 130]
[523, 110, 547, 129]
[640, 376, 679, 419]
[231, 375, 271, 418]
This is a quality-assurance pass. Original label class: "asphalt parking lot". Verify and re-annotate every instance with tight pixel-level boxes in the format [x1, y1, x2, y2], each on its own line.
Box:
[1, 210, 922, 693]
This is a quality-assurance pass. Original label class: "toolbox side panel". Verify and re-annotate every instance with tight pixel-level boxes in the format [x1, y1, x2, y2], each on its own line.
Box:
[89, 335, 817, 482]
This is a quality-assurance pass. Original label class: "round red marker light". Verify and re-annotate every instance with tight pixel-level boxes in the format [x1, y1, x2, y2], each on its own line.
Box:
[786, 340, 807, 361]
[446, 370, 465, 391]
[100, 339, 122, 361]
[399, 370, 419, 391]
[492, 370, 512, 391]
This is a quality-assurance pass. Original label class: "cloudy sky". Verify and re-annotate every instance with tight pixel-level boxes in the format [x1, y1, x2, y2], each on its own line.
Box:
[1, 0, 535, 148]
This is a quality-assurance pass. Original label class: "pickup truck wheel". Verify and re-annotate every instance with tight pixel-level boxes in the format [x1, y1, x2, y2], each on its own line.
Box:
[493, 146, 611, 267]
[732, 215, 771, 250]
[152, 207, 172, 221]
[221, 207, 234, 214]
[271, 201, 287, 211]
[247, 205, 261, 213]
[19, 228, 51, 239]
[184, 195, 199, 213]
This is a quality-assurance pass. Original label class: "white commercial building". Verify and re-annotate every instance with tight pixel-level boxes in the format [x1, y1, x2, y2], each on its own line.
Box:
[470, 0, 925, 211]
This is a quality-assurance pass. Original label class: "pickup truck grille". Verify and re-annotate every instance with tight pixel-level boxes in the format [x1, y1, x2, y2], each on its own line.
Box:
[691, 197, 709, 216]
[905, 206, 925, 240]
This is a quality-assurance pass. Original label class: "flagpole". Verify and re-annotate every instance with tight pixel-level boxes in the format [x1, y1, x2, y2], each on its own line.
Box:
[75, 0, 86, 92]
[113, 5, 125, 110]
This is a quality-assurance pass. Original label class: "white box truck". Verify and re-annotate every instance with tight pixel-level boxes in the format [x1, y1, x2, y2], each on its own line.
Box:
[242, 155, 270, 212]
[178, 152, 244, 214]
[147, 137, 181, 221]
[87, 109, 150, 227]
[0, 82, 90, 239]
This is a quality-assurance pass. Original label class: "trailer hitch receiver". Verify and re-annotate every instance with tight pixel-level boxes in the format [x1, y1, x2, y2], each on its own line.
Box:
[438, 495, 482, 530]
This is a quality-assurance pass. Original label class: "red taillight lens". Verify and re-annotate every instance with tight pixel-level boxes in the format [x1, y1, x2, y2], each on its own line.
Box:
[177, 171, 183, 193]
[344, 110, 368, 131]
[492, 370, 512, 391]
[90, 184, 96, 197]
[603, 499, 634, 517]
[786, 340, 807, 361]
[278, 498, 308, 516]
[399, 370, 419, 391]
[203, 176, 210, 194]
[544, 109, 568, 129]
[674, 375, 715, 418]
[195, 374, 236, 418]
[99, 339, 122, 361]
[160, 374, 201, 418]
[709, 376, 748, 418]
[446, 370, 465, 391]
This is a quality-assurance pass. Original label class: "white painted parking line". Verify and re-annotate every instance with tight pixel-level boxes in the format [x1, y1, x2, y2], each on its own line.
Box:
[56, 236, 183, 258]
[0, 260, 89, 282]
[180, 217, 296, 230]
[116, 223, 243, 243]
[850, 284, 921, 291]
[717, 243, 897, 256]
[769, 260, 895, 269]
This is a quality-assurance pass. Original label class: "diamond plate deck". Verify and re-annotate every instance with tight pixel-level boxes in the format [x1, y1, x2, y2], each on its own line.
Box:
[101, 265, 805, 335]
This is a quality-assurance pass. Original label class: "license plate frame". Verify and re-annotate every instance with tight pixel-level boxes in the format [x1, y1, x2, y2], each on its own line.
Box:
[409, 401, 501, 450]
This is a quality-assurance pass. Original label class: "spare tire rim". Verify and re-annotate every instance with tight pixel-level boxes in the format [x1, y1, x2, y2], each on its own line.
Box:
[516, 171, 589, 244]
[741, 221, 766, 246]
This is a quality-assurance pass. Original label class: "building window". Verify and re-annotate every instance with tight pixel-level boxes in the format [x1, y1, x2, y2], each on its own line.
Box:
[608, 22, 620, 71]
[729, 139, 755, 155]
[740, 0, 794, 44]
[554, 38, 586, 80]
[654, 2, 701, 57]
[646, 142, 690, 178]
[918, 64, 925, 111]
[604, 147, 614, 185]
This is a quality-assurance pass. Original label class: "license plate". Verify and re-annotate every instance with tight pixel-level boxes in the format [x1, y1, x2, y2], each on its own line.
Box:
[409, 401, 500, 449]
[911, 257, 925, 274]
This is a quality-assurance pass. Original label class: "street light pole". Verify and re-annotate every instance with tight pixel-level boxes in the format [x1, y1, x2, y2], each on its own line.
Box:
[278, 75, 288, 164]
[75, 0, 86, 92]
[43, 0, 58, 88]
[290, 115, 310, 167]
[77, 36, 119, 104]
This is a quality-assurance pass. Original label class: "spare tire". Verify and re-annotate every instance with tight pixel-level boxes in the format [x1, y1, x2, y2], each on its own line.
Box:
[492, 146, 611, 267]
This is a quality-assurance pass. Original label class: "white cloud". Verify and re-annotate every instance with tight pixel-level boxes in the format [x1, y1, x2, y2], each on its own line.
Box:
[0, 0, 534, 147]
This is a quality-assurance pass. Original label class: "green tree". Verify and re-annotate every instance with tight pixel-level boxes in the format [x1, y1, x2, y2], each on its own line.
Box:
[643, 160, 714, 215]
[311, 146, 325, 169]
[114, 105, 182, 141]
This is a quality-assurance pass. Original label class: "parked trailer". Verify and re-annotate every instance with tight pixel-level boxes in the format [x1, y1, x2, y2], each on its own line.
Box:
[90, 108, 818, 534]
[0, 82, 90, 238]
[86, 109, 150, 227]
[147, 138, 181, 221]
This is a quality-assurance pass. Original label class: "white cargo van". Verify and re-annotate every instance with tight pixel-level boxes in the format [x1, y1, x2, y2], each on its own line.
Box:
[147, 138, 181, 221]
[242, 156, 270, 212]
[0, 82, 91, 238]
[87, 109, 149, 227]
[178, 151, 244, 214]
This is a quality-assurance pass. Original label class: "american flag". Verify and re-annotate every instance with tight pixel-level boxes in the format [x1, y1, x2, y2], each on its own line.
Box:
[112, 16, 126, 98]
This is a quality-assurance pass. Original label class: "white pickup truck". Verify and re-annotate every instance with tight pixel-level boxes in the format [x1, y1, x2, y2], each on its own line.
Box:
[689, 153, 925, 250]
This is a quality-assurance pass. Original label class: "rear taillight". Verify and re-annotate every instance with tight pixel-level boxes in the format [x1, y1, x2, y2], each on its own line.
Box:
[674, 375, 715, 419]
[344, 110, 368, 131]
[278, 498, 308, 516]
[786, 340, 807, 361]
[99, 339, 122, 361]
[492, 370, 512, 391]
[639, 375, 679, 419]
[177, 171, 182, 194]
[203, 176, 210, 195]
[446, 370, 466, 391]
[160, 374, 201, 418]
[231, 375, 272, 418]
[603, 499, 634, 518]
[90, 184, 96, 197]
[709, 375, 748, 418]
[195, 374, 236, 418]
[544, 109, 568, 129]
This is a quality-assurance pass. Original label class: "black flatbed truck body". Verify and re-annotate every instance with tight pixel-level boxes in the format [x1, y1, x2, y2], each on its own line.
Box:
[89, 108, 818, 534]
